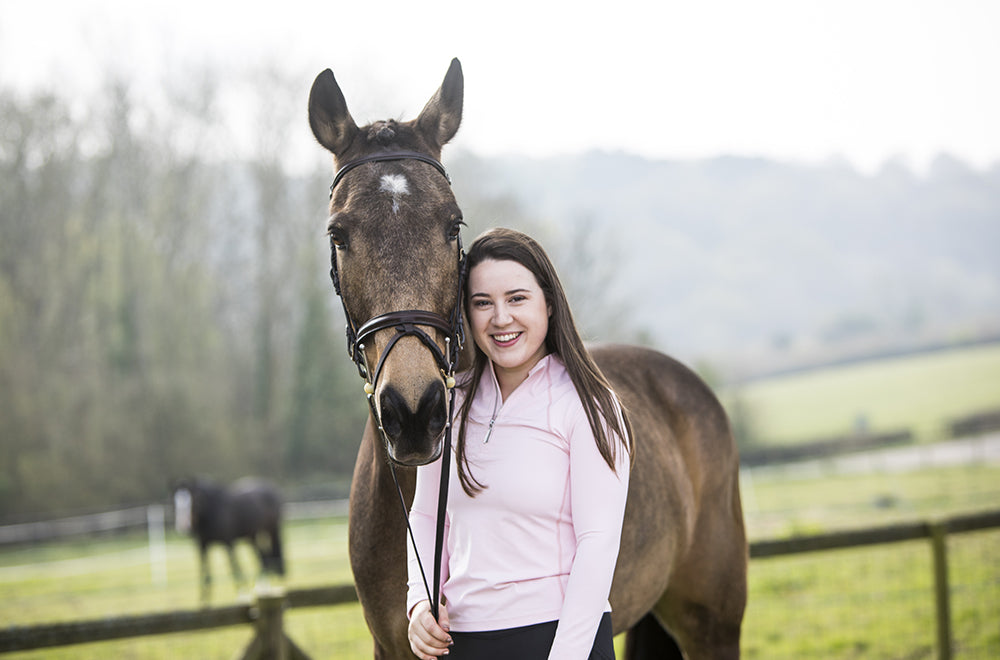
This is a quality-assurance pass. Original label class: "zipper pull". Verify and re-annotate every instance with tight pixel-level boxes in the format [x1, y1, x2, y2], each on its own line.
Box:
[484, 417, 496, 444]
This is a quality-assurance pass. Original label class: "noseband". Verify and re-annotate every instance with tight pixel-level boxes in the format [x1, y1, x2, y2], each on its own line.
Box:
[327, 150, 462, 623]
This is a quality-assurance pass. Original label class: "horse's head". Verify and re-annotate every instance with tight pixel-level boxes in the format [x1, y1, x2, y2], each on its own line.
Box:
[170, 476, 205, 534]
[308, 59, 465, 467]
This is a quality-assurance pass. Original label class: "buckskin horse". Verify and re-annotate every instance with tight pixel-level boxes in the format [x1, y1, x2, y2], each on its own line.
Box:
[307, 58, 747, 659]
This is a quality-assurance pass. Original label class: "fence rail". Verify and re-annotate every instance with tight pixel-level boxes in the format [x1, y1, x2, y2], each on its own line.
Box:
[1, 510, 997, 657]
[0, 500, 351, 547]
[0, 507, 151, 546]
[0, 585, 358, 655]
[750, 508, 1000, 558]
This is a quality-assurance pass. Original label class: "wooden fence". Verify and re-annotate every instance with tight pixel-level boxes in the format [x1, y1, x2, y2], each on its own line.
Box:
[0, 584, 358, 658]
[2, 509, 998, 658]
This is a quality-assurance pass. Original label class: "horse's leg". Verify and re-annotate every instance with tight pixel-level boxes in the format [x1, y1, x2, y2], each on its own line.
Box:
[654, 474, 747, 659]
[252, 532, 269, 577]
[226, 542, 248, 594]
[199, 543, 211, 605]
[623, 613, 684, 660]
[269, 526, 285, 576]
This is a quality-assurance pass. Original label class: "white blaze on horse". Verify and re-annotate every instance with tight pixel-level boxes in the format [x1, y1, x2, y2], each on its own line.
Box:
[308, 59, 748, 659]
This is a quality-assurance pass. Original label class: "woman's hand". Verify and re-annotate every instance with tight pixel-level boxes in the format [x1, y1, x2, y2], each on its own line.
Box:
[407, 600, 452, 659]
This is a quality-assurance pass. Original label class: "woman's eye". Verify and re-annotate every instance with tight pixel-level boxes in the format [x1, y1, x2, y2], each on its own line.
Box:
[472, 299, 491, 308]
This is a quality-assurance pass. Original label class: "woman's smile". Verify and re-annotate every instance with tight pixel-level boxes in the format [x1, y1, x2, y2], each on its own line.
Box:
[492, 331, 521, 345]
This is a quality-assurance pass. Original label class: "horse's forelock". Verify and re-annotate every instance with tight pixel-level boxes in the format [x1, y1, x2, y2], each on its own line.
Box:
[367, 120, 399, 147]
[354, 117, 442, 160]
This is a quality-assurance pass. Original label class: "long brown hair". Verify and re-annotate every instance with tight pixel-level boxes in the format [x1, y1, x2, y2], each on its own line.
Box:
[455, 227, 634, 495]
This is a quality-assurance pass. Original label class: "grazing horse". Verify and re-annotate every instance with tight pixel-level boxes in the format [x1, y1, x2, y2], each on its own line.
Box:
[172, 477, 285, 603]
[308, 59, 747, 659]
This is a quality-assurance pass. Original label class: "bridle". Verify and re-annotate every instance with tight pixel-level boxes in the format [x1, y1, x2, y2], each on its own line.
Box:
[328, 151, 465, 396]
[327, 150, 463, 622]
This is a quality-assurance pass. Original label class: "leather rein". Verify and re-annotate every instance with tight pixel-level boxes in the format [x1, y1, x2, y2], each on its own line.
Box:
[328, 151, 463, 622]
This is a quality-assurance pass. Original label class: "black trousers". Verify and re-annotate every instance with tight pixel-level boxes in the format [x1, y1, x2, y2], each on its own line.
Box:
[447, 612, 614, 659]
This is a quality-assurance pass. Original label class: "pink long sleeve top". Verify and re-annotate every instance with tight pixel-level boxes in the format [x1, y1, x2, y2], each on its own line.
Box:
[407, 354, 630, 659]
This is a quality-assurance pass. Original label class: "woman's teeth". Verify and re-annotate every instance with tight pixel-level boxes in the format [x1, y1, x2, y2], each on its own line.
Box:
[493, 332, 520, 343]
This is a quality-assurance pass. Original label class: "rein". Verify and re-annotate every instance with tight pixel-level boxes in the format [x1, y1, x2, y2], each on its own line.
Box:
[328, 150, 462, 622]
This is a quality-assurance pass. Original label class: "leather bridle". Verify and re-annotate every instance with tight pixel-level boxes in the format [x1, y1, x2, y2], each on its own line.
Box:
[327, 150, 462, 622]
[328, 151, 465, 394]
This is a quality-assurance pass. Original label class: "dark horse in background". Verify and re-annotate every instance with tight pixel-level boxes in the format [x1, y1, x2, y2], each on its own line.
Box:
[308, 59, 747, 658]
[172, 477, 285, 603]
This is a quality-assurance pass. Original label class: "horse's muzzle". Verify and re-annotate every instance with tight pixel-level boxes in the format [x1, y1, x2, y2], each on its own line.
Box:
[378, 381, 448, 466]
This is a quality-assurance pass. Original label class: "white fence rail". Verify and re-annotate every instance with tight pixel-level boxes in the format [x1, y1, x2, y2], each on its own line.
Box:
[0, 499, 350, 547]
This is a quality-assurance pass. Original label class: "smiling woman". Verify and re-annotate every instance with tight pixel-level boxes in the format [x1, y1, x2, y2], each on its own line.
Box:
[406, 228, 635, 659]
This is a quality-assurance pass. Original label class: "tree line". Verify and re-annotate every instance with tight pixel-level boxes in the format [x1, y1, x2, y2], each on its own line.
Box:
[0, 71, 636, 521]
[0, 76, 371, 519]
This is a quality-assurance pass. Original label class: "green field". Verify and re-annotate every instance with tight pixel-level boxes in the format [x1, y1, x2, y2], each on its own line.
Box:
[0, 519, 369, 658]
[3, 344, 1000, 658]
[722, 342, 1000, 445]
[2, 462, 998, 659]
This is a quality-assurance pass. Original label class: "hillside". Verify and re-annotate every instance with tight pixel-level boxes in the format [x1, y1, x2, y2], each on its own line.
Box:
[448, 151, 1000, 379]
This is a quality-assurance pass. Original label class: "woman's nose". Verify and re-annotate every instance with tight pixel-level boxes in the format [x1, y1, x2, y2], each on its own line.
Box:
[492, 303, 512, 325]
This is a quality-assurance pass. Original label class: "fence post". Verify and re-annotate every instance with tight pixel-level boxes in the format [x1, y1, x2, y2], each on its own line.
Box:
[239, 586, 287, 660]
[238, 586, 311, 660]
[147, 504, 167, 587]
[258, 588, 287, 660]
[929, 522, 952, 660]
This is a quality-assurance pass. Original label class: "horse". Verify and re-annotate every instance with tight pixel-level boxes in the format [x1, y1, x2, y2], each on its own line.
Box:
[171, 476, 286, 603]
[307, 59, 748, 659]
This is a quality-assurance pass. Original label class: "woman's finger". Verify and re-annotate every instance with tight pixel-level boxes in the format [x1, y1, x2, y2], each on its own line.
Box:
[408, 603, 452, 658]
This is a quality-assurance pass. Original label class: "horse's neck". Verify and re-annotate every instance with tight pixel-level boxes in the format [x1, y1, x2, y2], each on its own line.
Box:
[357, 421, 417, 517]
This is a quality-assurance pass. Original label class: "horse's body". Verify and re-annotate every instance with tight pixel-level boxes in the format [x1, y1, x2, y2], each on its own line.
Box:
[172, 477, 285, 603]
[309, 59, 747, 659]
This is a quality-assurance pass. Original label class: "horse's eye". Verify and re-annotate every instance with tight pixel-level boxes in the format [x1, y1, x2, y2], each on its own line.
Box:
[329, 227, 348, 250]
[448, 219, 465, 241]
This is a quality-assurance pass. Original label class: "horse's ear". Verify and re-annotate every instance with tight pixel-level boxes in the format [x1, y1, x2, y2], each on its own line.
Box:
[416, 58, 463, 151]
[308, 68, 360, 157]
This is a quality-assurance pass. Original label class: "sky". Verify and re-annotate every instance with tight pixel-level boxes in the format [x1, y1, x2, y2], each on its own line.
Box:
[2, 0, 998, 175]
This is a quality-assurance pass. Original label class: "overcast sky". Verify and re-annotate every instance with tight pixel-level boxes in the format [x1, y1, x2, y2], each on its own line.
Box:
[2, 0, 998, 174]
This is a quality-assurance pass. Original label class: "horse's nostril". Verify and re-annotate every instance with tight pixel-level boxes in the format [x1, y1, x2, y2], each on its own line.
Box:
[379, 387, 406, 440]
[419, 382, 447, 438]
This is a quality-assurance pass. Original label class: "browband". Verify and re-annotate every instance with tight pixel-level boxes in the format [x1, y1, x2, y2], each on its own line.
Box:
[330, 151, 451, 194]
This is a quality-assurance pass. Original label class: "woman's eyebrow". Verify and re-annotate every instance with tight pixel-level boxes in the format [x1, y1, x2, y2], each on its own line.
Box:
[469, 287, 531, 298]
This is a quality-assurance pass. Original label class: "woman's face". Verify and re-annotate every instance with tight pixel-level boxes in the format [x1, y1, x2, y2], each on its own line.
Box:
[467, 258, 551, 391]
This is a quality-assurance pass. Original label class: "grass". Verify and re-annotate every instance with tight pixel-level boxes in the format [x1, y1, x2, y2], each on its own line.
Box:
[742, 461, 1000, 539]
[2, 464, 998, 658]
[0, 519, 370, 659]
[744, 529, 1000, 659]
[722, 342, 1000, 445]
[743, 464, 1000, 658]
